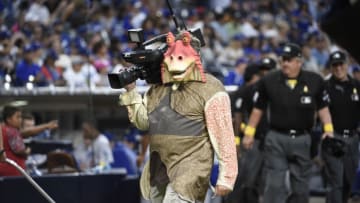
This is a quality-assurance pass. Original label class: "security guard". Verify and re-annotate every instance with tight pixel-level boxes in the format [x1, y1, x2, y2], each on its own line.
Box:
[227, 63, 262, 203]
[231, 63, 262, 138]
[322, 50, 360, 203]
[231, 58, 277, 138]
[243, 42, 334, 203]
[227, 58, 277, 203]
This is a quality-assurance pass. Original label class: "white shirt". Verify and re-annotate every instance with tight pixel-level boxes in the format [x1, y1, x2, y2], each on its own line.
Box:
[63, 63, 100, 88]
[92, 134, 114, 166]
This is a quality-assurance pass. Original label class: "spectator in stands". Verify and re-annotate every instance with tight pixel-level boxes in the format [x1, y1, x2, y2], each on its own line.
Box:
[21, 112, 58, 140]
[0, 31, 16, 81]
[311, 35, 330, 71]
[201, 25, 222, 68]
[24, 0, 51, 26]
[93, 58, 111, 87]
[37, 50, 66, 86]
[302, 44, 320, 73]
[14, 44, 41, 86]
[0, 105, 30, 176]
[31, 42, 44, 66]
[111, 132, 139, 175]
[73, 121, 113, 171]
[54, 54, 71, 85]
[223, 57, 247, 86]
[210, 8, 237, 44]
[92, 40, 112, 69]
[63, 55, 100, 89]
[217, 34, 245, 68]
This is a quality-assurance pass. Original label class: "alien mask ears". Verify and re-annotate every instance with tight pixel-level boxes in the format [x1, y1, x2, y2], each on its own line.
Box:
[166, 32, 175, 47]
[181, 31, 191, 46]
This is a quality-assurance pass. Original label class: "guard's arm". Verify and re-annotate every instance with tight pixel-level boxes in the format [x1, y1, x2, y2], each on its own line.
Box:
[119, 88, 149, 131]
[233, 112, 243, 137]
[317, 79, 334, 139]
[205, 91, 238, 192]
[318, 107, 334, 139]
[243, 78, 267, 149]
[245, 108, 263, 132]
[242, 108, 263, 149]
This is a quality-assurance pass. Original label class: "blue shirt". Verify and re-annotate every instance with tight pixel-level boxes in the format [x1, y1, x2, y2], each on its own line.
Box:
[111, 142, 138, 175]
[223, 70, 244, 86]
[15, 60, 41, 86]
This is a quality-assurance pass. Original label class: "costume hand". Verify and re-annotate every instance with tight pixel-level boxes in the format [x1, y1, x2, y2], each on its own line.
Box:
[321, 132, 334, 140]
[125, 82, 136, 92]
[242, 135, 254, 150]
[215, 185, 231, 196]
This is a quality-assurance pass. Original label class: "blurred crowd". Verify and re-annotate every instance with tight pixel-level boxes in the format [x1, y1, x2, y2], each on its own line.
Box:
[0, 0, 359, 89]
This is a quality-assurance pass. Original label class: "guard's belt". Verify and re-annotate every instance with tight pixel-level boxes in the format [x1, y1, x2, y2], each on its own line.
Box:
[272, 128, 309, 137]
[335, 129, 357, 137]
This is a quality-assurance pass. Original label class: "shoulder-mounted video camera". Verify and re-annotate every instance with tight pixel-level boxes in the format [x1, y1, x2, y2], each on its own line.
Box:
[108, 0, 205, 89]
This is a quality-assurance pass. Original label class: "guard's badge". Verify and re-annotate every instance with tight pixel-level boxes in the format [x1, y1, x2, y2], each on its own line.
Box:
[303, 85, 308, 93]
[352, 95, 359, 101]
[253, 91, 259, 102]
[235, 98, 243, 109]
[352, 88, 359, 101]
[301, 96, 312, 104]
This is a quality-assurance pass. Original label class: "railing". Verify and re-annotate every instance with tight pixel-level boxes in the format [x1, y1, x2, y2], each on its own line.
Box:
[0, 85, 238, 96]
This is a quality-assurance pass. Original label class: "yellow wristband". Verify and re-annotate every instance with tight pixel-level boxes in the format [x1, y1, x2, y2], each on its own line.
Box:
[323, 123, 334, 133]
[244, 125, 256, 137]
[240, 122, 246, 131]
[234, 136, 241, 146]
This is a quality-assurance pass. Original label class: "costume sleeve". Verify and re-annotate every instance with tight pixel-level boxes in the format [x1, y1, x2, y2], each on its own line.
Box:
[205, 91, 238, 190]
[119, 88, 149, 131]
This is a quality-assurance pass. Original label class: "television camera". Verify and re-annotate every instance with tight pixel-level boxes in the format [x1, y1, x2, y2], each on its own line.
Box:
[108, 0, 205, 89]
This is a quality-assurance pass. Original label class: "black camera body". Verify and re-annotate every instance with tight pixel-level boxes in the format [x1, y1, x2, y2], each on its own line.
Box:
[108, 0, 205, 89]
[108, 29, 167, 89]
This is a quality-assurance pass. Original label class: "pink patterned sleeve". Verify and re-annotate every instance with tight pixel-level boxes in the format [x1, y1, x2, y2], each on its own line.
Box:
[205, 92, 238, 190]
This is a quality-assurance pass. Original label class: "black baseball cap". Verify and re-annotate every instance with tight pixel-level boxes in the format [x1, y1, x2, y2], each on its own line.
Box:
[244, 64, 260, 82]
[259, 57, 276, 70]
[328, 50, 347, 66]
[280, 43, 302, 59]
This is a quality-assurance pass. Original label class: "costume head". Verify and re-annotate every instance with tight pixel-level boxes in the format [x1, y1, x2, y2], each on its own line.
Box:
[162, 31, 205, 86]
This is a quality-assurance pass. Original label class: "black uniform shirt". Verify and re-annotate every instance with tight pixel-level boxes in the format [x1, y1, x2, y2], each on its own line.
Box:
[326, 75, 360, 132]
[233, 84, 253, 115]
[232, 83, 269, 138]
[254, 70, 329, 130]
